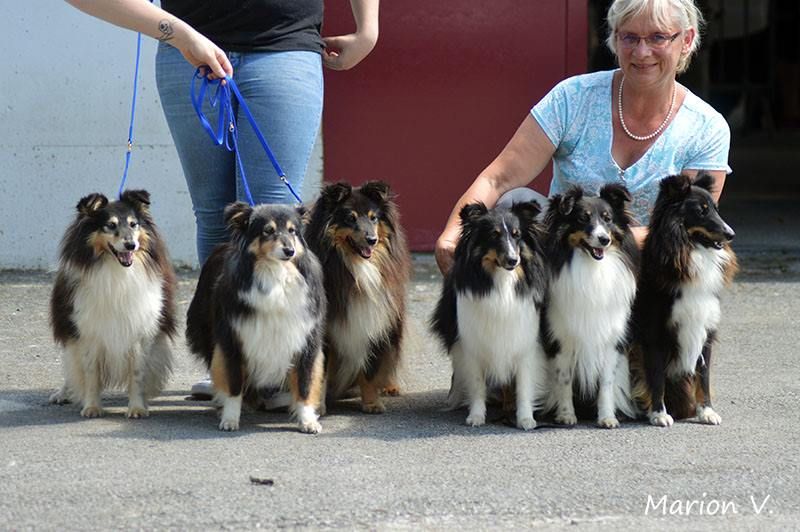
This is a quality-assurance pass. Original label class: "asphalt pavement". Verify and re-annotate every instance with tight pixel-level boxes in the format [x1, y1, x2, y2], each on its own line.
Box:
[1, 209, 799, 530]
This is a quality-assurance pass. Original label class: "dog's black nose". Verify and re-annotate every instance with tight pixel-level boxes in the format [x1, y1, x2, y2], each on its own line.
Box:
[505, 256, 519, 269]
[283, 247, 295, 258]
[724, 225, 736, 241]
[366, 235, 378, 246]
[124, 242, 136, 251]
[598, 235, 610, 246]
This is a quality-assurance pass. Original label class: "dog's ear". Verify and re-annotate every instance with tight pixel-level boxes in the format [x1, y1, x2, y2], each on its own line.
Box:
[599, 183, 632, 212]
[693, 172, 715, 194]
[224, 202, 252, 236]
[511, 200, 541, 224]
[459, 202, 488, 225]
[359, 181, 391, 204]
[295, 204, 311, 226]
[76, 193, 108, 217]
[660, 174, 692, 200]
[558, 187, 583, 216]
[320, 182, 352, 205]
[120, 189, 151, 213]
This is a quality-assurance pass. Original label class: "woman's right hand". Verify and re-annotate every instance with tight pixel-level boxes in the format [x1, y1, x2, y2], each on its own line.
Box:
[173, 24, 233, 80]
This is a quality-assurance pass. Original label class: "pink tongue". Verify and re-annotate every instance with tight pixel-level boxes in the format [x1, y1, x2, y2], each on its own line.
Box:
[119, 252, 134, 265]
[360, 247, 373, 259]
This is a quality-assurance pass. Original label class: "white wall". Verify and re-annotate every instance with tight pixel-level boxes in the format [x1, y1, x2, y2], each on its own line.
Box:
[0, 3, 322, 269]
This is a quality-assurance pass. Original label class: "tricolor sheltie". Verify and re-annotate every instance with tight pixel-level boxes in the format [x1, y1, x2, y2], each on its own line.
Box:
[186, 203, 326, 433]
[305, 181, 411, 414]
[631, 173, 737, 427]
[49, 190, 176, 418]
[431, 200, 548, 430]
[540, 184, 639, 428]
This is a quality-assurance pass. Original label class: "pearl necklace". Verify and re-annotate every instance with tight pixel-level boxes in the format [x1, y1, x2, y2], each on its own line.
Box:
[618, 75, 676, 141]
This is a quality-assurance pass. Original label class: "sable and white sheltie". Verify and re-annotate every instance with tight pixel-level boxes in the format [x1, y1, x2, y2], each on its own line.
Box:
[186, 203, 326, 433]
[305, 181, 411, 414]
[431, 201, 548, 430]
[540, 184, 639, 428]
[631, 173, 737, 427]
[49, 190, 176, 418]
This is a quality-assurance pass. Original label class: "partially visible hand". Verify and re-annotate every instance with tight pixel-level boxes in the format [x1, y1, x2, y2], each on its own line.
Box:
[631, 225, 649, 249]
[435, 235, 457, 276]
[175, 26, 233, 80]
[323, 32, 378, 71]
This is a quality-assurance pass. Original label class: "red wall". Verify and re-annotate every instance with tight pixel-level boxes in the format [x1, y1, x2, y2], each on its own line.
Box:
[323, 1, 588, 250]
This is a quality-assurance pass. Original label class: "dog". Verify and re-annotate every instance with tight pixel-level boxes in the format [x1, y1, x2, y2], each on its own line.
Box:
[431, 201, 548, 430]
[186, 203, 326, 433]
[305, 181, 411, 414]
[630, 173, 737, 427]
[540, 184, 639, 428]
[49, 190, 176, 418]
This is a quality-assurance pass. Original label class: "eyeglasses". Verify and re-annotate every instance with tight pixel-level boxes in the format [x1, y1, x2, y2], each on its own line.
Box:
[617, 31, 681, 50]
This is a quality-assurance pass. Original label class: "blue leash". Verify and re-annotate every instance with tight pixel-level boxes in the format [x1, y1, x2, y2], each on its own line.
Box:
[190, 69, 302, 206]
[117, 31, 143, 199]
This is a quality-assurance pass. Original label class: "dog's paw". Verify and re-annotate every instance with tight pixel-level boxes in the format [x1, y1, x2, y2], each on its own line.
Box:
[361, 400, 386, 414]
[299, 419, 322, 434]
[554, 412, 578, 425]
[597, 417, 620, 429]
[80, 405, 105, 418]
[49, 389, 70, 405]
[649, 411, 674, 427]
[126, 406, 149, 419]
[382, 385, 401, 397]
[696, 406, 722, 425]
[219, 417, 240, 431]
[465, 412, 486, 427]
[516, 416, 537, 431]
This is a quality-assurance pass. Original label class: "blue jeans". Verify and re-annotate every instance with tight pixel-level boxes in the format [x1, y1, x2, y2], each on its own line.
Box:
[156, 43, 323, 264]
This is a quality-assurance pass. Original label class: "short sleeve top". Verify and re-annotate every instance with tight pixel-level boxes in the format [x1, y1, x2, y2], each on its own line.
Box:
[531, 69, 731, 224]
[162, 0, 324, 53]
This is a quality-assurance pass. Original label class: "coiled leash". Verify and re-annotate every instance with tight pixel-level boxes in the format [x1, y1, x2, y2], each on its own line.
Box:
[116, 14, 301, 206]
[190, 70, 303, 206]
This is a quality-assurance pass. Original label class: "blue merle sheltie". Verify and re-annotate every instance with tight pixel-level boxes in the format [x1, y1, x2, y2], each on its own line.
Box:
[430, 200, 548, 430]
[540, 184, 639, 428]
[305, 181, 411, 414]
[49, 190, 176, 419]
[185, 203, 326, 433]
[630, 173, 737, 427]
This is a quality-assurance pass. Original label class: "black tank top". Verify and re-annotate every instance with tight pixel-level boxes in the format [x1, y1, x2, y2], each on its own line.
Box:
[162, 0, 324, 53]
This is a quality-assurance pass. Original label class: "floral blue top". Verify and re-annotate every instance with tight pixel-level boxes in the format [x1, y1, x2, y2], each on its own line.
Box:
[531, 69, 731, 224]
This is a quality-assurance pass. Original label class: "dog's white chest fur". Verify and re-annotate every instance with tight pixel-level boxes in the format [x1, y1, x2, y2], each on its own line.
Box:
[234, 262, 316, 387]
[456, 268, 540, 383]
[668, 246, 729, 376]
[548, 249, 636, 391]
[329, 259, 394, 369]
[70, 258, 163, 356]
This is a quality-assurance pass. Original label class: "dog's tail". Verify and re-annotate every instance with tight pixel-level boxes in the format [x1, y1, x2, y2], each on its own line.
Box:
[665, 377, 696, 420]
[143, 332, 174, 399]
[629, 344, 651, 414]
[614, 353, 639, 419]
[629, 345, 696, 419]
[445, 342, 469, 410]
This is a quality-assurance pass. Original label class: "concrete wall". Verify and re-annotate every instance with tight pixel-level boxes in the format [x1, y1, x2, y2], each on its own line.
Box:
[0, 3, 322, 269]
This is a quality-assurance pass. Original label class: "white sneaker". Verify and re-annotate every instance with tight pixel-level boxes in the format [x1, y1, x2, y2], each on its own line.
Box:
[190, 374, 215, 399]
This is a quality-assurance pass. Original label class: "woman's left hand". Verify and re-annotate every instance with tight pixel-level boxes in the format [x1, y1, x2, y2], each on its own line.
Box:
[322, 32, 378, 71]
